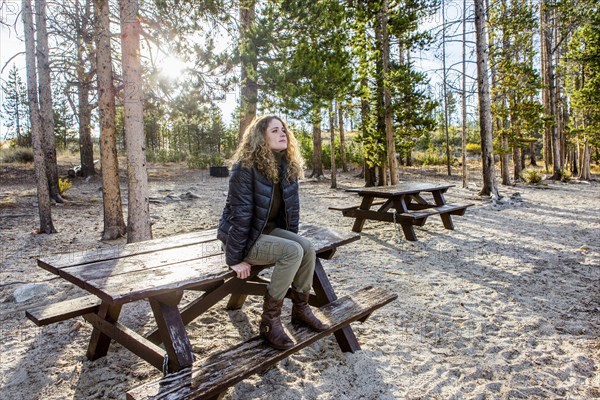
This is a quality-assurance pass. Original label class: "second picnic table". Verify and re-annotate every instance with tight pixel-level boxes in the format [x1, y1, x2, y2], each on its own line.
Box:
[330, 182, 473, 241]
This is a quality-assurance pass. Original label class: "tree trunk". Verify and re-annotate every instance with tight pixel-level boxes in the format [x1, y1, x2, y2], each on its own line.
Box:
[23, 0, 56, 233]
[578, 138, 591, 181]
[379, 2, 397, 185]
[310, 110, 324, 179]
[75, 0, 95, 177]
[238, 0, 257, 142]
[35, 0, 62, 203]
[78, 83, 95, 177]
[474, 0, 499, 197]
[442, 0, 452, 176]
[120, 0, 152, 242]
[530, 142, 537, 166]
[95, 0, 126, 240]
[338, 102, 348, 172]
[513, 146, 522, 182]
[540, 0, 560, 179]
[501, 135, 510, 185]
[461, 0, 468, 188]
[329, 101, 336, 188]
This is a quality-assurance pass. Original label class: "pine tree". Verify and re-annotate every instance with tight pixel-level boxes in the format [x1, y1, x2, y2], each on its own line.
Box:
[1, 64, 30, 146]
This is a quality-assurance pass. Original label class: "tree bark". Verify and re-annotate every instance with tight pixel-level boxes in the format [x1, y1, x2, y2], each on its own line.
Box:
[513, 146, 522, 182]
[310, 110, 324, 179]
[442, 0, 452, 176]
[329, 101, 336, 188]
[23, 0, 56, 233]
[338, 102, 348, 172]
[530, 142, 537, 166]
[238, 0, 257, 142]
[75, 0, 95, 177]
[501, 135, 510, 185]
[95, 0, 126, 240]
[35, 0, 62, 203]
[78, 82, 95, 176]
[379, 2, 397, 185]
[120, 0, 152, 242]
[474, 0, 499, 197]
[540, 0, 560, 179]
[461, 0, 468, 188]
[578, 138, 591, 181]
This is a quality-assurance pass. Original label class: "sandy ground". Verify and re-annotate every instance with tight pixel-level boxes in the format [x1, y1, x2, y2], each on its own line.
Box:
[0, 160, 599, 399]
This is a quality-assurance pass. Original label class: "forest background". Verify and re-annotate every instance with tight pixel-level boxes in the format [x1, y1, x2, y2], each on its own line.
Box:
[0, 0, 599, 241]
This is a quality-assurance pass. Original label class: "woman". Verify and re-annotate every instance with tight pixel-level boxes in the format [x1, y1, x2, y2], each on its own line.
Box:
[217, 115, 329, 350]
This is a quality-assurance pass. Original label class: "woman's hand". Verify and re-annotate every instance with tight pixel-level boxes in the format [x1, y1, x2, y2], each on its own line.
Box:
[230, 261, 252, 279]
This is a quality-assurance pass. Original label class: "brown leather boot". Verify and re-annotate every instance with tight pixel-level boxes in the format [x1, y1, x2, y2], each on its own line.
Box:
[290, 289, 329, 332]
[259, 292, 294, 350]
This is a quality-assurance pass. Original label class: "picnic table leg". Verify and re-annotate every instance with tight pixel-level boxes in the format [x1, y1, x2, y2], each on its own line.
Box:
[311, 258, 361, 353]
[86, 302, 122, 360]
[392, 198, 419, 241]
[149, 290, 194, 372]
[432, 190, 455, 230]
[351, 196, 375, 233]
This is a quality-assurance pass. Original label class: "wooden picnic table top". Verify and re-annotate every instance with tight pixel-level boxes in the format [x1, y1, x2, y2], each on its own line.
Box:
[345, 182, 455, 197]
[37, 224, 360, 306]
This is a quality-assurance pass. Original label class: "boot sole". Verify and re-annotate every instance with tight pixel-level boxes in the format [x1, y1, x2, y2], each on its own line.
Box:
[260, 334, 294, 350]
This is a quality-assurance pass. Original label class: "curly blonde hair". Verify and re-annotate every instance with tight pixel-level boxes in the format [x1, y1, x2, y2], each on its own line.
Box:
[231, 115, 304, 183]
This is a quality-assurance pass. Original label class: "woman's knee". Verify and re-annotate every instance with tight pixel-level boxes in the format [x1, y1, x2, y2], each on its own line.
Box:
[282, 241, 304, 263]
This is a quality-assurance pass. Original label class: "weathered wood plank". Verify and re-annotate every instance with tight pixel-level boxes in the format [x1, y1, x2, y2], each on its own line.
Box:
[60, 241, 224, 283]
[126, 286, 397, 400]
[298, 224, 360, 254]
[83, 255, 234, 305]
[83, 313, 166, 371]
[38, 230, 219, 274]
[433, 202, 473, 216]
[346, 183, 453, 197]
[25, 295, 101, 326]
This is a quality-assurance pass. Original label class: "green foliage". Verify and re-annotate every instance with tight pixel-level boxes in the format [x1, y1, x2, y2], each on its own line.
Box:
[488, 0, 543, 150]
[522, 168, 542, 185]
[466, 143, 481, 154]
[322, 138, 363, 169]
[58, 178, 72, 194]
[565, 5, 600, 149]
[413, 150, 449, 166]
[559, 168, 572, 182]
[1, 147, 34, 163]
[187, 154, 212, 169]
[295, 128, 314, 168]
[146, 149, 187, 163]
[1, 64, 30, 147]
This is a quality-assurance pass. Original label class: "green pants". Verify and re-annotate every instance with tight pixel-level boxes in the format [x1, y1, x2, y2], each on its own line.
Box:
[244, 228, 316, 300]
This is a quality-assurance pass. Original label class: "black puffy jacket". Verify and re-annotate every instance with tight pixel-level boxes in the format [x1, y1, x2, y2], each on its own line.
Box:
[217, 160, 300, 266]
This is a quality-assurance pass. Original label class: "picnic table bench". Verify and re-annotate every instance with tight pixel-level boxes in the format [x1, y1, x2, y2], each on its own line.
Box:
[26, 224, 396, 399]
[330, 183, 473, 241]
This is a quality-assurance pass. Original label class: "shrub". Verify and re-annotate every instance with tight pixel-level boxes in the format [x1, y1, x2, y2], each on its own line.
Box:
[209, 153, 225, 166]
[559, 168, 572, 182]
[187, 154, 211, 169]
[146, 149, 187, 163]
[413, 150, 448, 166]
[2, 147, 34, 163]
[522, 168, 542, 185]
[466, 143, 481, 154]
[58, 178, 72, 194]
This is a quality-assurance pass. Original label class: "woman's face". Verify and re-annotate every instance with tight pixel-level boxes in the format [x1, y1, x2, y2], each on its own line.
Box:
[264, 118, 288, 151]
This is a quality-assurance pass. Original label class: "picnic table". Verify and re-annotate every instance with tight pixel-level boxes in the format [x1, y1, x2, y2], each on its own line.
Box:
[330, 183, 473, 241]
[26, 224, 396, 399]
